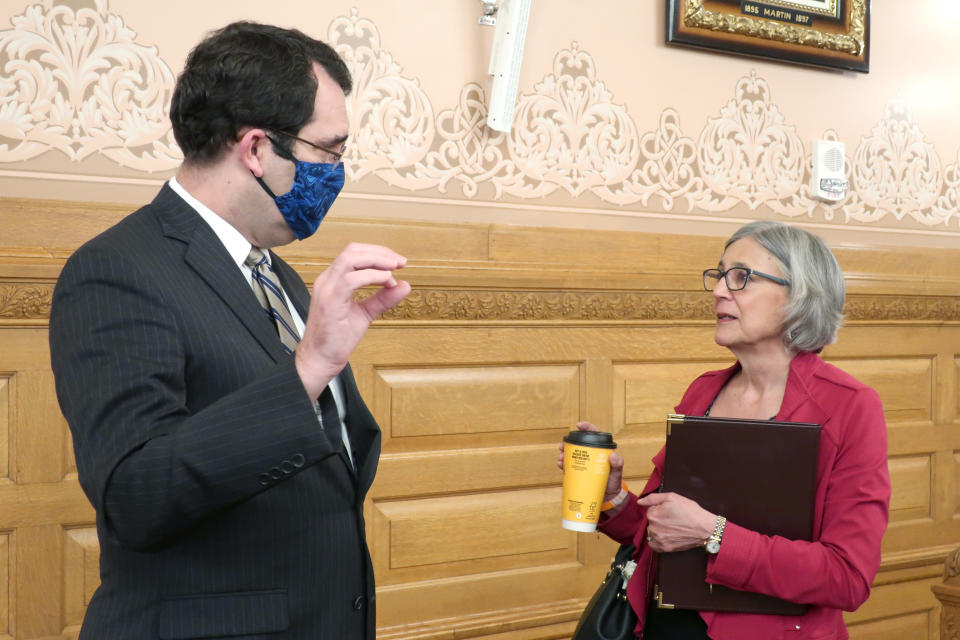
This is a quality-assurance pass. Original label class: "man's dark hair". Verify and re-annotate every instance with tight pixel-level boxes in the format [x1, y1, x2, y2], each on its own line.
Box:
[170, 21, 351, 163]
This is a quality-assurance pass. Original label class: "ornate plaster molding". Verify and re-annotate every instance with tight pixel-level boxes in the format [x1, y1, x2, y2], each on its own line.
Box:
[0, 0, 180, 170]
[327, 9, 958, 227]
[1, 5, 958, 229]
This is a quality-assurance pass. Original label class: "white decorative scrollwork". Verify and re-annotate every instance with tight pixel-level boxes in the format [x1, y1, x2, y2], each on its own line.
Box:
[423, 82, 509, 198]
[506, 43, 640, 201]
[2, 4, 959, 231]
[330, 7, 435, 187]
[843, 101, 952, 226]
[0, 0, 180, 170]
[937, 149, 960, 223]
[327, 10, 960, 228]
[693, 71, 806, 213]
[631, 109, 700, 210]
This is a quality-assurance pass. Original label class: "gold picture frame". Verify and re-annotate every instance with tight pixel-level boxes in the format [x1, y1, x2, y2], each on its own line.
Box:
[666, 0, 870, 73]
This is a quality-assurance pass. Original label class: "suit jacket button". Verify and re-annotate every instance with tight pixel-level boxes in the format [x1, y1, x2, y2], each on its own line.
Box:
[257, 473, 272, 486]
[353, 595, 365, 610]
[291, 453, 306, 467]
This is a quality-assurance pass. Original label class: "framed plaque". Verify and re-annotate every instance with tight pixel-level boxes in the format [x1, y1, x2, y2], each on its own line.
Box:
[667, 0, 870, 73]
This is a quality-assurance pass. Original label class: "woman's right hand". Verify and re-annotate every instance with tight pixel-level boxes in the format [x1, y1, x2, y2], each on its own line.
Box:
[556, 421, 625, 505]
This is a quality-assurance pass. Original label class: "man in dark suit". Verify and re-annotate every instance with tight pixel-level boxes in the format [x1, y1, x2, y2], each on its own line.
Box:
[48, 21, 409, 639]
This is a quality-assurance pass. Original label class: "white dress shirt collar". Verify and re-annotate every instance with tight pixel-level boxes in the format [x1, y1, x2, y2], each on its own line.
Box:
[168, 176, 263, 268]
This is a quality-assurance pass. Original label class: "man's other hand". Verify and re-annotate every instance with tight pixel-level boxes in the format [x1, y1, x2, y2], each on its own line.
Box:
[295, 243, 410, 398]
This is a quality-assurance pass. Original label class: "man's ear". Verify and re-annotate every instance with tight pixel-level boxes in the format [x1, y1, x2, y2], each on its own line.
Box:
[237, 128, 268, 177]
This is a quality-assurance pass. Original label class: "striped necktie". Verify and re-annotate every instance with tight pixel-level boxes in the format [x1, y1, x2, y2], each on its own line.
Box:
[244, 247, 344, 455]
[245, 247, 300, 355]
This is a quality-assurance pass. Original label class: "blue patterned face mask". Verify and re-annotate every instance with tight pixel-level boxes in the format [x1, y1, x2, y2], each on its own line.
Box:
[254, 135, 346, 240]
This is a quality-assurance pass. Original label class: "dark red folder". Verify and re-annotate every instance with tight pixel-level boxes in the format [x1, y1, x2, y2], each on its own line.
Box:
[653, 413, 821, 615]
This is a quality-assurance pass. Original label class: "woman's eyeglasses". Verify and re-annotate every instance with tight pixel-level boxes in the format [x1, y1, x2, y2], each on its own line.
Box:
[702, 267, 790, 291]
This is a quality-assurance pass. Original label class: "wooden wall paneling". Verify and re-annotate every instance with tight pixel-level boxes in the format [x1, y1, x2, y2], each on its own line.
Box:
[932, 548, 960, 640]
[0, 375, 7, 483]
[954, 356, 960, 421]
[62, 527, 99, 638]
[0, 365, 9, 640]
[825, 334, 960, 548]
[5, 196, 960, 639]
[487, 226, 721, 277]
[0, 531, 8, 640]
[845, 571, 943, 639]
[15, 526, 61, 638]
[887, 454, 934, 524]
[954, 451, 960, 521]
[822, 328, 960, 640]
[0, 327, 96, 639]
[377, 364, 581, 437]
[287, 218, 493, 265]
[359, 326, 596, 628]
[583, 358, 612, 440]
[830, 356, 933, 423]
[362, 320, 960, 639]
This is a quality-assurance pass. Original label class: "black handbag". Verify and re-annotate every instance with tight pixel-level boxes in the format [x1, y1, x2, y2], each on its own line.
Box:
[572, 543, 638, 640]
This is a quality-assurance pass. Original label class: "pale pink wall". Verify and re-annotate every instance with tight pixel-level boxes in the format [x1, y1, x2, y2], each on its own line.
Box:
[2, 1, 958, 247]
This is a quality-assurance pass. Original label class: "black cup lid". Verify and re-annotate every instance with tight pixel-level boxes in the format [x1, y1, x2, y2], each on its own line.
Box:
[563, 430, 616, 448]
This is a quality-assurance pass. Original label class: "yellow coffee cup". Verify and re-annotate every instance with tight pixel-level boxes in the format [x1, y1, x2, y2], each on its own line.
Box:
[561, 430, 617, 531]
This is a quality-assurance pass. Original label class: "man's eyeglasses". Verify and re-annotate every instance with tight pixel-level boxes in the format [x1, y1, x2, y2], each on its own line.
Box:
[702, 267, 790, 291]
[267, 130, 347, 168]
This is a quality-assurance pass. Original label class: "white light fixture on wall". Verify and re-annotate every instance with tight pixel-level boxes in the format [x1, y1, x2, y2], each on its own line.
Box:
[479, 0, 532, 132]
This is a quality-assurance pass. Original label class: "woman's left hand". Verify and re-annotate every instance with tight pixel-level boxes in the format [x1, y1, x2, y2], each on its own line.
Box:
[637, 492, 718, 553]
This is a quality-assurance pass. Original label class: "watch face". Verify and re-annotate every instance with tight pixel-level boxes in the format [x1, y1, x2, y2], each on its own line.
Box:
[705, 539, 720, 554]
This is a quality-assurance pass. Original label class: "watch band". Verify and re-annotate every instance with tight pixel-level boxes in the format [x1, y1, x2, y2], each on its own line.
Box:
[601, 481, 630, 511]
[705, 515, 726, 553]
[713, 515, 726, 540]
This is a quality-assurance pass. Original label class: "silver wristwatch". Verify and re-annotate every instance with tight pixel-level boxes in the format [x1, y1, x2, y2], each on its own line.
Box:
[705, 516, 726, 554]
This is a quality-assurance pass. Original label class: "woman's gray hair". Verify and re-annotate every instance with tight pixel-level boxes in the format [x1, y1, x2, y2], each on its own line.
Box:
[725, 221, 845, 353]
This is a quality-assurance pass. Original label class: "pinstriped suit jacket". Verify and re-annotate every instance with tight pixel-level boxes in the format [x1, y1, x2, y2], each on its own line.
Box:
[49, 184, 379, 639]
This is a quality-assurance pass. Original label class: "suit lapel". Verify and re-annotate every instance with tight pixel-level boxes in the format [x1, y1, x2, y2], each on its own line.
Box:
[153, 185, 288, 363]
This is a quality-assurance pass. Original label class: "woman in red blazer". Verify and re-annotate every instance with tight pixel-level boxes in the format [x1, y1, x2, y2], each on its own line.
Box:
[561, 221, 890, 640]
